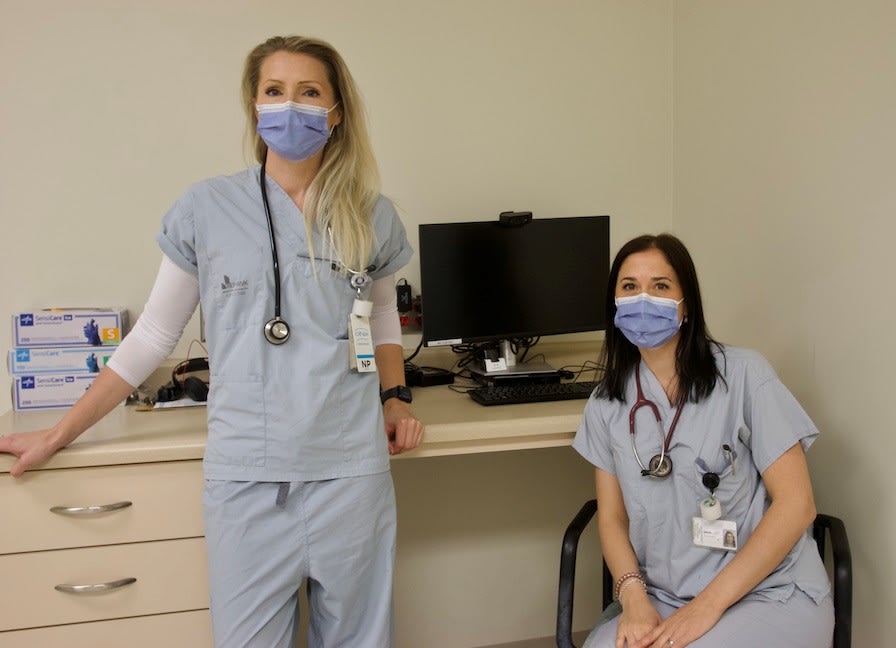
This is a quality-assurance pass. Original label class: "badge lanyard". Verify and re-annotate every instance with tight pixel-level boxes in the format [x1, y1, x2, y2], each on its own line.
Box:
[327, 228, 377, 373]
[692, 452, 739, 551]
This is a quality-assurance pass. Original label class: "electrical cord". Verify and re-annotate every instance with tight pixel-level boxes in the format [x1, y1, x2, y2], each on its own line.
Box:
[404, 336, 424, 363]
[557, 359, 605, 382]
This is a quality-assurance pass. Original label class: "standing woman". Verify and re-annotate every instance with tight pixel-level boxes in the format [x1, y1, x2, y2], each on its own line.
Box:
[573, 234, 833, 648]
[0, 35, 424, 647]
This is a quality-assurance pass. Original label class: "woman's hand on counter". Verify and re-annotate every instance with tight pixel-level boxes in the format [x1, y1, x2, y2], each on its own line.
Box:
[0, 428, 65, 477]
[383, 400, 425, 455]
[1, 368, 137, 477]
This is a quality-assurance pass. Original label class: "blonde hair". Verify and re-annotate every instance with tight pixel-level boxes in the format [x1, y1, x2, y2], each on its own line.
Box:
[241, 36, 379, 271]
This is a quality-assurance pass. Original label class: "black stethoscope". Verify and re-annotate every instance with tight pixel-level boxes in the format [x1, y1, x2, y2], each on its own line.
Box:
[259, 160, 290, 345]
[258, 161, 375, 346]
[629, 364, 686, 478]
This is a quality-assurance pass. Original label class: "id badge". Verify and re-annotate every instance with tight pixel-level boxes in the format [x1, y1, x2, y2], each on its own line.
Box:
[348, 299, 376, 373]
[692, 517, 738, 551]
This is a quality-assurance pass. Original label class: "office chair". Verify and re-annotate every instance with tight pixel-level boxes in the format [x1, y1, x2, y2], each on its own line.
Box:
[556, 499, 852, 648]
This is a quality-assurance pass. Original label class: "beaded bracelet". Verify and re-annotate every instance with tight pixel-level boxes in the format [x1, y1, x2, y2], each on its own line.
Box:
[617, 575, 647, 601]
[613, 571, 645, 599]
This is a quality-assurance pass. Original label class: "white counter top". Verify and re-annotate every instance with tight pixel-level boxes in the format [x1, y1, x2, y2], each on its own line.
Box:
[1, 341, 599, 473]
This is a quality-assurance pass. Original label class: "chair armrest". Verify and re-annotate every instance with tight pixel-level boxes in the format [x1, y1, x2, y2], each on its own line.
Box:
[815, 513, 852, 648]
[557, 499, 598, 648]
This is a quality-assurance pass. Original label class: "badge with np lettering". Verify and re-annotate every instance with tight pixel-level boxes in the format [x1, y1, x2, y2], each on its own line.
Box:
[348, 299, 376, 372]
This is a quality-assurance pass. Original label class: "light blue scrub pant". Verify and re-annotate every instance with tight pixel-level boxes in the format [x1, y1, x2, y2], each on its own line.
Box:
[203, 472, 397, 648]
[583, 589, 834, 648]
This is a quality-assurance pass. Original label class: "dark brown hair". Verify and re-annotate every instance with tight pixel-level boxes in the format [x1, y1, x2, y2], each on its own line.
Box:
[596, 233, 724, 402]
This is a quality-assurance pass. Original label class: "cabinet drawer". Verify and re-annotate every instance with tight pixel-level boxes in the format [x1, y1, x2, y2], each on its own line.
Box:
[0, 537, 208, 632]
[0, 460, 204, 554]
[0, 609, 212, 647]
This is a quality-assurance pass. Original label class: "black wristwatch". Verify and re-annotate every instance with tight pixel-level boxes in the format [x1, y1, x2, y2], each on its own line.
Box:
[380, 385, 413, 405]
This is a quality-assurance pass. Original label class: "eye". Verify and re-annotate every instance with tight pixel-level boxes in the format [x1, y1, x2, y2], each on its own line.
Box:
[619, 281, 637, 291]
[301, 87, 321, 98]
[654, 282, 670, 291]
[264, 86, 282, 97]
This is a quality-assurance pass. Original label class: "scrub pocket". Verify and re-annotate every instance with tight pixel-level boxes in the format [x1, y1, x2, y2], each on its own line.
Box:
[287, 254, 357, 339]
[691, 435, 754, 520]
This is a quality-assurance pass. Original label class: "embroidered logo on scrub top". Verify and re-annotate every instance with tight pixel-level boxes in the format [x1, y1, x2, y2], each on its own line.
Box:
[220, 275, 249, 297]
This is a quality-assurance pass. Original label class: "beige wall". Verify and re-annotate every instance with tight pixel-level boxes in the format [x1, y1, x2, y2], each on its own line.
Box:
[673, 1, 896, 645]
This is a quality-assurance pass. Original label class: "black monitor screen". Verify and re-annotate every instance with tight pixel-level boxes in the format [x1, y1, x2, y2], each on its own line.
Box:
[419, 215, 610, 346]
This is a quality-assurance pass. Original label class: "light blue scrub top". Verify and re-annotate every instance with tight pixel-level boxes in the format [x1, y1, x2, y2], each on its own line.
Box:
[573, 346, 830, 608]
[157, 167, 412, 482]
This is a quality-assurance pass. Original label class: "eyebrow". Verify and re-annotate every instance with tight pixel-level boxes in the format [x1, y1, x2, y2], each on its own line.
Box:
[261, 79, 323, 86]
[618, 275, 673, 282]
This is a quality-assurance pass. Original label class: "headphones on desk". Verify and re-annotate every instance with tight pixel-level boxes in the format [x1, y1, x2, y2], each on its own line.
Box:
[156, 357, 209, 403]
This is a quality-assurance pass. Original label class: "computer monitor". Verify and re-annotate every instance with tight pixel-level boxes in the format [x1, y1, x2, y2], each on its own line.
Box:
[419, 215, 610, 375]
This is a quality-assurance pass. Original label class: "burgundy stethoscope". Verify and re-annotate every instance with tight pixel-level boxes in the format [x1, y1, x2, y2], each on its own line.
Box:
[629, 364, 685, 478]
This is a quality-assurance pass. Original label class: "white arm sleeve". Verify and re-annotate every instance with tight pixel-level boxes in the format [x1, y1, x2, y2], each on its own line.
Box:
[106, 255, 200, 387]
[369, 274, 403, 347]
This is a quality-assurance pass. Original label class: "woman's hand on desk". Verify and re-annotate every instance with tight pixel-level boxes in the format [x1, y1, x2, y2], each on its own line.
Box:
[382, 400, 424, 455]
[0, 428, 64, 477]
[1, 369, 135, 477]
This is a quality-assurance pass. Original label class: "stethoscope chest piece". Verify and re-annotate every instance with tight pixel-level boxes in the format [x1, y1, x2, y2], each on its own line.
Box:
[645, 454, 673, 478]
[264, 317, 290, 345]
[630, 364, 683, 479]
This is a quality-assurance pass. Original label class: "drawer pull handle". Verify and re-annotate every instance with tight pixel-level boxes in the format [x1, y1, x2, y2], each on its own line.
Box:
[55, 577, 137, 594]
[50, 501, 133, 516]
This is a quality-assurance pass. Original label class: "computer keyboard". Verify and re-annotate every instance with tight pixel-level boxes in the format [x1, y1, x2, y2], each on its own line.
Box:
[468, 381, 599, 406]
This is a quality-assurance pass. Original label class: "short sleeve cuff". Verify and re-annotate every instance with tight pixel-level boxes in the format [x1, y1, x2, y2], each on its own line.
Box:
[749, 377, 820, 474]
[157, 234, 199, 276]
[369, 196, 413, 279]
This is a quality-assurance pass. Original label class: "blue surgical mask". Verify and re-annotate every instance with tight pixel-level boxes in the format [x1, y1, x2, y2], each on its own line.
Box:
[256, 101, 338, 162]
[614, 292, 684, 348]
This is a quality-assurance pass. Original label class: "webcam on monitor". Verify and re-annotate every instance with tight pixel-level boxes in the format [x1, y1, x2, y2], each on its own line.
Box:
[498, 211, 532, 227]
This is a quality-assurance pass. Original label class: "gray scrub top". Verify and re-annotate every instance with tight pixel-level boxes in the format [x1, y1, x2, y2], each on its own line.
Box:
[573, 346, 830, 608]
[157, 167, 413, 482]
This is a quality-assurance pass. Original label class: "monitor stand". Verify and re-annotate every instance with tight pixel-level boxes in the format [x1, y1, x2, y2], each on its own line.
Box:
[468, 339, 559, 385]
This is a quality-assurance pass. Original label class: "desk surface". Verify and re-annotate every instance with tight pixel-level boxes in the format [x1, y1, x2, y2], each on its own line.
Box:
[1, 342, 599, 473]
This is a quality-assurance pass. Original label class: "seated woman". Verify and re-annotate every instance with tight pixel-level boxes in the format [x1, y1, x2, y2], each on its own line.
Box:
[573, 233, 833, 648]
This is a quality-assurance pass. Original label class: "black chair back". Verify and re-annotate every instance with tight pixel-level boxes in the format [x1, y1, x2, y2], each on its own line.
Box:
[557, 500, 852, 648]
